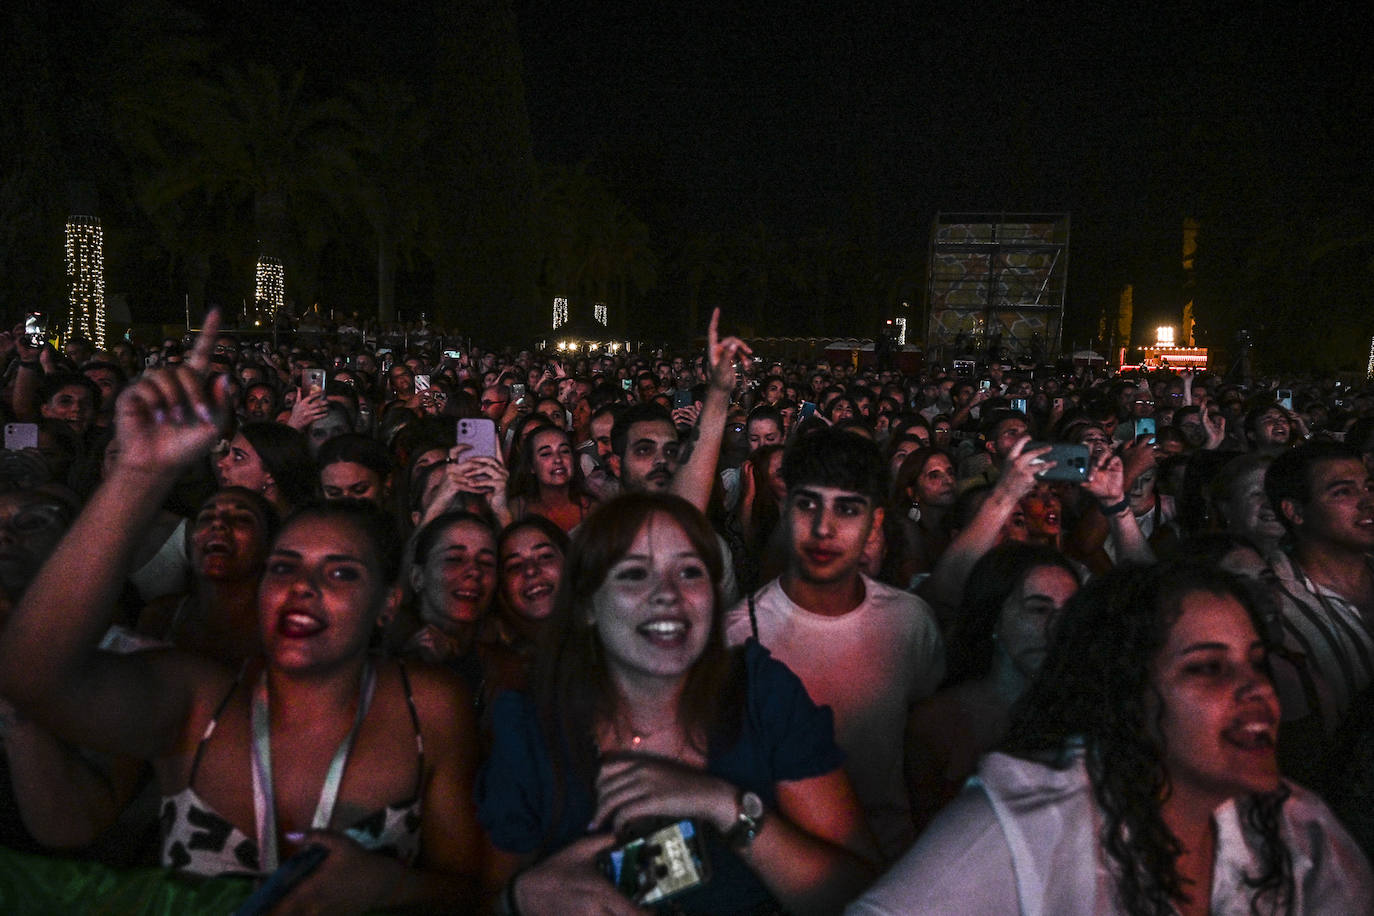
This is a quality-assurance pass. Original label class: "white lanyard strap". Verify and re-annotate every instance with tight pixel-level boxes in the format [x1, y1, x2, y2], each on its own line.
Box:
[249, 662, 377, 871]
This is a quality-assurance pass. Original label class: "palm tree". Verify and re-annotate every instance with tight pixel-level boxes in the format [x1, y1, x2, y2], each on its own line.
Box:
[121, 62, 358, 319]
[342, 79, 432, 323]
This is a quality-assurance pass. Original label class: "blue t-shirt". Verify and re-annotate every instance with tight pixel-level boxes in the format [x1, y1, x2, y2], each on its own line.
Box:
[476, 640, 845, 913]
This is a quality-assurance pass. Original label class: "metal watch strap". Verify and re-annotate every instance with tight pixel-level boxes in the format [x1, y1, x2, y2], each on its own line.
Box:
[724, 790, 766, 848]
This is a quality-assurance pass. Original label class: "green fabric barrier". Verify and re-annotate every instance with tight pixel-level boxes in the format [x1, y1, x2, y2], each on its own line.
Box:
[0, 847, 254, 915]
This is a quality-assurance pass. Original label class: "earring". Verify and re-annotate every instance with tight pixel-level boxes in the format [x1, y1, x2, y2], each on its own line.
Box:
[908, 503, 921, 524]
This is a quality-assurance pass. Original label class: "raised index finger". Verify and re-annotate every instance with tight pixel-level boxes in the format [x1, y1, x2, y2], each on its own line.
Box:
[707, 307, 721, 356]
[185, 309, 221, 374]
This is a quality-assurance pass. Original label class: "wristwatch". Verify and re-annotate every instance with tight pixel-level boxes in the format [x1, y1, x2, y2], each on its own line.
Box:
[724, 790, 766, 848]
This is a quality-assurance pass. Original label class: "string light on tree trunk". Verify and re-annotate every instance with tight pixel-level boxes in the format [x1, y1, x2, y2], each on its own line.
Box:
[255, 255, 285, 322]
[64, 215, 106, 348]
[594, 302, 608, 326]
[553, 297, 568, 329]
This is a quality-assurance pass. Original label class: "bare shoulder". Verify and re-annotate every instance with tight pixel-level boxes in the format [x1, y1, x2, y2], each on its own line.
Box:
[387, 658, 477, 745]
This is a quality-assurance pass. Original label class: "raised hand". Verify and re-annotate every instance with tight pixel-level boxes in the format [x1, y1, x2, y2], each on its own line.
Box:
[705, 308, 752, 394]
[287, 388, 329, 430]
[1085, 451, 1126, 505]
[996, 436, 1055, 502]
[113, 310, 229, 474]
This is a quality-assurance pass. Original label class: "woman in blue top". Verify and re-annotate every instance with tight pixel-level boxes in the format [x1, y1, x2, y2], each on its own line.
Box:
[479, 491, 876, 915]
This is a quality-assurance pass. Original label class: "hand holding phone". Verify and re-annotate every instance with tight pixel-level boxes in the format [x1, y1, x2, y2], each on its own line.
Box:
[232, 844, 329, 916]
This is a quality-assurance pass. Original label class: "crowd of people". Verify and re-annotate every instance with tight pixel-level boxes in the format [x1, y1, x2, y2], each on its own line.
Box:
[0, 308, 1372, 914]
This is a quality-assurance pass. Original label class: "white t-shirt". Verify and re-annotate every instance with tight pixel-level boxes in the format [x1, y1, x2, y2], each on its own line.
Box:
[724, 575, 945, 860]
[848, 750, 1374, 915]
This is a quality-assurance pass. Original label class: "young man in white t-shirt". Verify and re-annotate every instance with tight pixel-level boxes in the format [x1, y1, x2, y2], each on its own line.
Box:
[725, 427, 944, 861]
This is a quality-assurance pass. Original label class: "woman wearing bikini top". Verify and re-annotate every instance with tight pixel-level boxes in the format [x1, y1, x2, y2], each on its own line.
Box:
[0, 313, 483, 914]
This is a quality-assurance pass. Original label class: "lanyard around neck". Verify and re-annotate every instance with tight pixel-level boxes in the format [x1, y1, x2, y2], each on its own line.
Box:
[249, 661, 376, 872]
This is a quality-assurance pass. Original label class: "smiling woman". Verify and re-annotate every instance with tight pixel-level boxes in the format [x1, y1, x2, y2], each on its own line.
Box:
[478, 492, 877, 915]
[851, 560, 1374, 916]
[506, 425, 597, 533]
[0, 318, 485, 913]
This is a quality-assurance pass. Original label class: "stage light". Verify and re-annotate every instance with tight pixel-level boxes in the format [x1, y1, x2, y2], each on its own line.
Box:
[64, 215, 106, 348]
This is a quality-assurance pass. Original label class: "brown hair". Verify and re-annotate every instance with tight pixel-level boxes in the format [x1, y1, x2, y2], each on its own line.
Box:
[531, 492, 745, 831]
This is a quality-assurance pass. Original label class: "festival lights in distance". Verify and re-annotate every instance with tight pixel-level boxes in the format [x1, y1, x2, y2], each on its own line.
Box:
[255, 256, 285, 322]
[595, 302, 607, 326]
[893, 316, 906, 345]
[1155, 326, 1176, 346]
[64, 215, 106, 348]
[1367, 335, 1374, 380]
[553, 297, 568, 329]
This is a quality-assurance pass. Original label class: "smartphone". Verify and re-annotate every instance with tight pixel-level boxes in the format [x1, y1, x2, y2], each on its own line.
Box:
[232, 845, 329, 916]
[673, 389, 693, 409]
[455, 418, 499, 462]
[597, 819, 710, 906]
[443, 349, 461, 359]
[1010, 398, 1029, 414]
[23, 313, 45, 348]
[1135, 418, 1156, 440]
[4, 423, 38, 451]
[413, 374, 431, 391]
[979, 379, 991, 391]
[621, 378, 633, 391]
[1276, 389, 1293, 410]
[1027, 442, 1091, 482]
[953, 359, 974, 378]
[303, 368, 326, 392]
[510, 382, 527, 404]
[799, 400, 817, 419]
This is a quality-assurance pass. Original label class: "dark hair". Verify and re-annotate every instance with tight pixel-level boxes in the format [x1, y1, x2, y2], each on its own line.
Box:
[780, 426, 887, 504]
[532, 493, 745, 832]
[1243, 403, 1288, 442]
[1264, 441, 1362, 533]
[1003, 561, 1292, 916]
[410, 510, 495, 584]
[942, 544, 1079, 686]
[508, 425, 588, 501]
[745, 404, 783, 437]
[610, 402, 674, 459]
[282, 499, 404, 584]
[239, 422, 316, 510]
[200, 486, 282, 548]
[497, 514, 570, 562]
[243, 381, 280, 411]
[892, 446, 952, 503]
[1208, 453, 1273, 531]
[38, 372, 102, 411]
[317, 433, 393, 479]
[82, 360, 127, 386]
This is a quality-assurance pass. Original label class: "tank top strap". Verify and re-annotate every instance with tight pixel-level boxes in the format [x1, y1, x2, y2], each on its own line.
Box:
[187, 660, 250, 790]
[393, 659, 426, 790]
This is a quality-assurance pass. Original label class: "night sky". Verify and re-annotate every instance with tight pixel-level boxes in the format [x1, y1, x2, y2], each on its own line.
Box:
[15, 1, 1373, 361]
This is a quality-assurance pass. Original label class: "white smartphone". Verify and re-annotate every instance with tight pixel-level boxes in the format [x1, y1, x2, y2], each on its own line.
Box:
[4, 423, 39, 451]
[455, 418, 498, 462]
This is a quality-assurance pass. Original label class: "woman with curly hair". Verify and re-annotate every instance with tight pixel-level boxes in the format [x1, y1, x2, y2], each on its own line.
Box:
[850, 560, 1373, 915]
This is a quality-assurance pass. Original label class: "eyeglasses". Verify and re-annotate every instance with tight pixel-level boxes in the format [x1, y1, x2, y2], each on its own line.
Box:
[0, 504, 69, 535]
